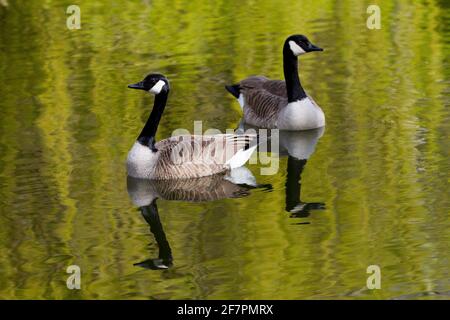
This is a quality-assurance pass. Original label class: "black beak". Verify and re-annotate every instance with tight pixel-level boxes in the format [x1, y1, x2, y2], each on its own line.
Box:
[128, 81, 145, 90]
[308, 43, 323, 52]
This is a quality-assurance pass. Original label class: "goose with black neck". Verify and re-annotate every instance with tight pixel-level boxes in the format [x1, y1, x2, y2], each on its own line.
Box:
[225, 34, 325, 130]
[127, 73, 259, 180]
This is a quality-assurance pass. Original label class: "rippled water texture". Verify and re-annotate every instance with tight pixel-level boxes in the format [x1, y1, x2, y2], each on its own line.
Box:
[0, 0, 449, 299]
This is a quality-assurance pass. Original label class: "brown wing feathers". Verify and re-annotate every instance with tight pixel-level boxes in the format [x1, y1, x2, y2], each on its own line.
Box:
[228, 76, 288, 128]
[152, 134, 256, 179]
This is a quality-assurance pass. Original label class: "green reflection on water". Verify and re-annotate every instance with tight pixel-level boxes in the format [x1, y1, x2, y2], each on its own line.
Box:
[0, 0, 448, 299]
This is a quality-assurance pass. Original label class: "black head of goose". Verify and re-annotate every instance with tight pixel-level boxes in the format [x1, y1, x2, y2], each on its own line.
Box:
[128, 73, 170, 152]
[127, 73, 259, 180]
[225, 34, 325, 131]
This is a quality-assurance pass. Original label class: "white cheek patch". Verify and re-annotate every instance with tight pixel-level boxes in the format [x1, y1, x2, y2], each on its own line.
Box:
[289, 40, 305, 56]
[149, 80, 166, 94]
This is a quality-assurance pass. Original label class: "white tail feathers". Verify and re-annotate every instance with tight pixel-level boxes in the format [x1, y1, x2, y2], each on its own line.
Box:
[226, 144, 257, 169]
[225, 167, 257, 186]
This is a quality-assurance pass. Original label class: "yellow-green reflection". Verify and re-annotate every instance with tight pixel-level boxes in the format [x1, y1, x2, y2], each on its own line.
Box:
[0, 0, 448, 299]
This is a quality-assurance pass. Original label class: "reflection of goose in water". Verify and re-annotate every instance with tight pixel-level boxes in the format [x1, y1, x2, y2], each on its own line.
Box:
[285, 156, 325, 218]
[127, 173, 271, 269]
[132, 200, 172, 270]
[237, 121, 325, 218]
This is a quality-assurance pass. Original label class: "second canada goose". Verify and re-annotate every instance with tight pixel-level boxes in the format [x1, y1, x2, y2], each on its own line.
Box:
[226, 35, 325, 130]
[127, 73, 258, 180]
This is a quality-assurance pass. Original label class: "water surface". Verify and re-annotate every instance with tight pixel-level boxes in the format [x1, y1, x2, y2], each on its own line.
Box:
[0, 0, 449, 299]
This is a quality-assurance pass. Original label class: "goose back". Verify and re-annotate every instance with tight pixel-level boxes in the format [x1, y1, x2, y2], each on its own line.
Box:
[238, 76, 287, 128]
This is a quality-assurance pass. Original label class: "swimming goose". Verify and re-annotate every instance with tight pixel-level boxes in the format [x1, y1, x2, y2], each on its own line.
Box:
[127, 73, 258, 180]
[226, 35, 325, 130]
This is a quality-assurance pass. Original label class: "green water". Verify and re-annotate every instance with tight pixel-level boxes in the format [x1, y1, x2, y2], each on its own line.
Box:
[0, 0, 449, 299]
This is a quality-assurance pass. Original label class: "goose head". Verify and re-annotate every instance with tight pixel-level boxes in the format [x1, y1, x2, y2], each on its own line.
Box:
[284, 34, 323, 57]
[128, 73, 170, 95]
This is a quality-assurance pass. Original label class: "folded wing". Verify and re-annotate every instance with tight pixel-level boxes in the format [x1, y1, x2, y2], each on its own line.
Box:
[153, 134, 257, 179]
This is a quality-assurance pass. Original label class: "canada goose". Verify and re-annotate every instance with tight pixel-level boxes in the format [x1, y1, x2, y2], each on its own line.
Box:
[127, 73, 258, 180]
[127, 174, 270, 269]
[226, 35, 325, 130]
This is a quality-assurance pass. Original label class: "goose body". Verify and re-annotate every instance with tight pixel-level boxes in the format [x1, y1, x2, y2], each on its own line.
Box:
[226, 35, 325, 130]
[127, 133, 258, 180]
[127, 74, 257, 180]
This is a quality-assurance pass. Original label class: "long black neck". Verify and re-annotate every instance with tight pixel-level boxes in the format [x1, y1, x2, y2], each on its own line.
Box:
[283, 44, 307, 102]
[137, 91, 168, 147]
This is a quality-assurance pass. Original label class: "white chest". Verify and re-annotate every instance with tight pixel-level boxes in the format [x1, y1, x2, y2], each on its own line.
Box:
[277, 98, 325, 130]
[126, 142, 159, 178]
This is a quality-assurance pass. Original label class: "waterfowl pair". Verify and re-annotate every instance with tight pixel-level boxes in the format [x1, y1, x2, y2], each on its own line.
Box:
[127, 34, 324, 179]
[226, 35, 325, 130]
